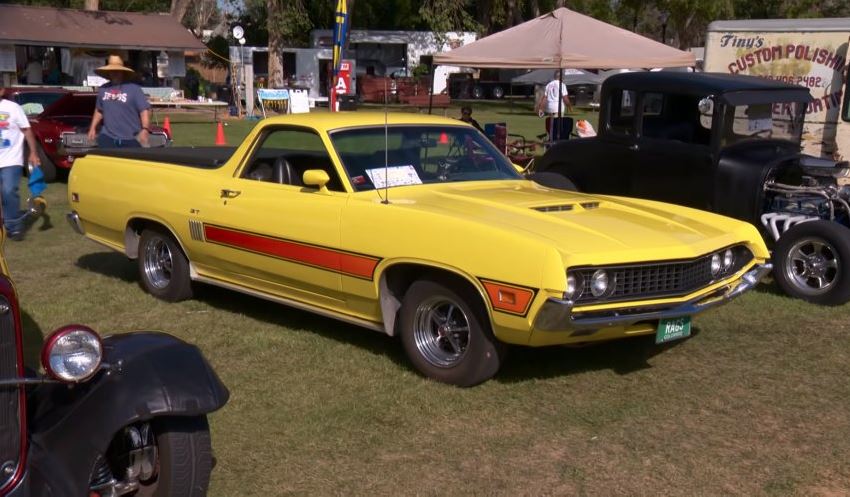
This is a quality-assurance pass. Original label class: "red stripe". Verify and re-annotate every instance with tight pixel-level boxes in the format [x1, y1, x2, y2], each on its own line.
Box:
[204, 225, 378, 279]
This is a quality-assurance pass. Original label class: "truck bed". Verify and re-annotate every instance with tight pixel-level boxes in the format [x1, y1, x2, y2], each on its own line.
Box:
[87, 147, 238, 169]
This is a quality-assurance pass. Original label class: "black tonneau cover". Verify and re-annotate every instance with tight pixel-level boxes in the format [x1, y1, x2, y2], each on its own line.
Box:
[88, 147, 237, 169]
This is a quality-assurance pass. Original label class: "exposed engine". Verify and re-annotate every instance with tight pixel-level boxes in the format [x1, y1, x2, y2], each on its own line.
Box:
[762, 156, 850, 241]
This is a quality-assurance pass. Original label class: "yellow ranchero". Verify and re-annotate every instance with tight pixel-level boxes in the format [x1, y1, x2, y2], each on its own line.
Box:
[68, 113, 770, 386]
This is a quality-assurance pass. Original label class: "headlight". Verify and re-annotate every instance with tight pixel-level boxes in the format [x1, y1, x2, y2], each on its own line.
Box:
[565, 272, 582, 301]
[590, 269, 609, 297]
[41, 325, 103, 383]
[722, 248, 734, 270]
[710, 253, 722, 277]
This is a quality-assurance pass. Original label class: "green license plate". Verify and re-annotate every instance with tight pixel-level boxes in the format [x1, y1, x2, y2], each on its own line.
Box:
[656, 317, 692, 344]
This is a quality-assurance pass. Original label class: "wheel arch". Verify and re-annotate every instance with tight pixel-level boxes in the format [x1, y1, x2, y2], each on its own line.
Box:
[376, 261, 494, 337]
[124, 216, 189, 260]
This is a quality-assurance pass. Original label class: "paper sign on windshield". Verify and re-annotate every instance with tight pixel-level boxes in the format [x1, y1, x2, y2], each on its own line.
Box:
[365, 165, 422, 188]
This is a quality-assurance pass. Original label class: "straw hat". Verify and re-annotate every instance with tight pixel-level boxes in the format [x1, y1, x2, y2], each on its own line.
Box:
[95, 55, 135, 77]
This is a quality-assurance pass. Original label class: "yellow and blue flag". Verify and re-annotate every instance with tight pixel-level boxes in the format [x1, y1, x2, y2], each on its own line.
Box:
[332, 0, 349, 77]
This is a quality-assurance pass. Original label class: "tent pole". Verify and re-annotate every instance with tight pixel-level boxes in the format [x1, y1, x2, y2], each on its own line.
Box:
[428, 61, 436, 115]
[557, 68, 563, 118]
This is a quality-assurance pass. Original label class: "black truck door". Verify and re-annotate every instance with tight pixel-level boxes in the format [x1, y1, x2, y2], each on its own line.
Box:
[627, 92, 714, 209]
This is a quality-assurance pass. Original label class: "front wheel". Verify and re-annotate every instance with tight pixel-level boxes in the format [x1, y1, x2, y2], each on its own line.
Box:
[92, 416, 213, 497]
[773, 220, 850, 305]
[491, 86, 505, 99]
[399, 279, 506, 387]
[138, 228, 193, 302]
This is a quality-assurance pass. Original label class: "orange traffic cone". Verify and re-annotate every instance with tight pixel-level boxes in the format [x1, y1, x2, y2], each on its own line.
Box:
[162, 116, 172, 137]
[214, 121, 226, 146]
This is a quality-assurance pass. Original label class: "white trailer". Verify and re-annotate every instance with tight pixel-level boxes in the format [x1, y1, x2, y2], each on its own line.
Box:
[705, 18, 850, 160]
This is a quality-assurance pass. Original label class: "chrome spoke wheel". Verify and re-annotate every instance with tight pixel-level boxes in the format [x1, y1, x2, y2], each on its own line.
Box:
[784, 237, 839, 295]
[412, 296, 471, 368]
[143, 238, 174, 289]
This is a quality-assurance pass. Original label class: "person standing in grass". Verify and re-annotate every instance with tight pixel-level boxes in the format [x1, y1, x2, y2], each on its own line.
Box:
[536, 70, 573, 116]
[87, 55, 151, 148]
[0, 87, 40, 240]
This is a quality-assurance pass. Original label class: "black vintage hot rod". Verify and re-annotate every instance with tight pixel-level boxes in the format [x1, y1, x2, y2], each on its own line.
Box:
[536, 71, 850, 305]
[0, 241, 228, 495]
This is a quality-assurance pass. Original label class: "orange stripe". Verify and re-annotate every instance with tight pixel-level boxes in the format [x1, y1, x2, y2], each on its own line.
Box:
[204, 225, 379, 280]
[481, 280, 535, 316]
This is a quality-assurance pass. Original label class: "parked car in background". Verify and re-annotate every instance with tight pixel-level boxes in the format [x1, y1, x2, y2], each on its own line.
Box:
[0, 214, 228, 495]
[3, 87, 170, 182]
[68, 112, 770, 387]
[537, 71, 850, 305]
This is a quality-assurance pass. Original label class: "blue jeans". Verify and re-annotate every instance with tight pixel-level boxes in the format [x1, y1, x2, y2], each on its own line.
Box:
[0, 166, 23, 233]
[97, 134, 141, 148]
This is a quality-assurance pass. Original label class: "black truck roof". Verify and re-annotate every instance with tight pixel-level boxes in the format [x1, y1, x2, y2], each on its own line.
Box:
[603, 71, 813, 105]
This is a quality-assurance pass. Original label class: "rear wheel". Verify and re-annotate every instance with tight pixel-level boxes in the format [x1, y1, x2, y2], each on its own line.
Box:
[773, 220, 850, 305]
[138, 228, 193, 302]
[399, 279, 506, 387]
[491, 86, 505, 99]
[471, 85, 484, 99]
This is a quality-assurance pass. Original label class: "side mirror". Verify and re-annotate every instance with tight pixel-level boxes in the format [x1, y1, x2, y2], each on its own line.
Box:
[303, 169, 330, 192]
[698, 96, 714, 115]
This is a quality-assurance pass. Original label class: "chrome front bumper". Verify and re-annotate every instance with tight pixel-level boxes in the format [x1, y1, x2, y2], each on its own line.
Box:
[533, 263, 772, 332]
[66, 211, 85, 235]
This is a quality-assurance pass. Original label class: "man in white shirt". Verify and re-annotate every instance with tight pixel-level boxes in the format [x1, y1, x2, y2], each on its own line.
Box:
[0, 88, 41, 240]
[24, 58, 43, 85]
[536, 70, 573, 115]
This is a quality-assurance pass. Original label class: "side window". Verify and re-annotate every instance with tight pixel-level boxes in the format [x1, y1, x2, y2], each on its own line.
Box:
[641, 93, 707, 145]
[607, 89, 636, 136]
[242, 127, 345, 192]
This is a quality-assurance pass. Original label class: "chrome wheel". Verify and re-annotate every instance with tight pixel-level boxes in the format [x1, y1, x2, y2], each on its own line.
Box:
[143, 237, 174, 290]
[784, 237, 839, 295]
[412, 296, 471, 368]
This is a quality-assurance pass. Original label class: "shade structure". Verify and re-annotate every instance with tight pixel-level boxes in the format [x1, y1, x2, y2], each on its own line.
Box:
[512, 68, 604, 86]
[433, 7, 694, 69]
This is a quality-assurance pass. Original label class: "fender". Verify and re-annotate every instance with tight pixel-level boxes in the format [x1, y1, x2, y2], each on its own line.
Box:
[25, 331, 229, 497]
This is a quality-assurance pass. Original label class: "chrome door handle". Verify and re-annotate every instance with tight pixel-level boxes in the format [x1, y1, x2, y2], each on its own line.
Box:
[220, 189, 241, 199]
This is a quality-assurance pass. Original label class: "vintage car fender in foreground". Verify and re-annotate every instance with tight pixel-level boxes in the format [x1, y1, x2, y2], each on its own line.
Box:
[0, 234, 228, 495]
[68, 112, 771, 386]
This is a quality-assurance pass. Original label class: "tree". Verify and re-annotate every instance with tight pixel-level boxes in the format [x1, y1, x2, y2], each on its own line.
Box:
[262, 0, 311, 87]
[657, 0, 733, 49]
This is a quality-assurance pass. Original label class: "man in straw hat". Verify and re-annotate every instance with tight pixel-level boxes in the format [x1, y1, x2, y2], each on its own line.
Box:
[87, 55, 151, 148]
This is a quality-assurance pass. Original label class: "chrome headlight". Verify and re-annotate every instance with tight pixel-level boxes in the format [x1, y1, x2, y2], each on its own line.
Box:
[710, 253, 722, 277]
[41, 325, 103, 383]
[722, 248, 734, 271]
[590, 269, 609, 297]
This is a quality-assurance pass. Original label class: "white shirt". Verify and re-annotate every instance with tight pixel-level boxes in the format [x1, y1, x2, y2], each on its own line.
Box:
[25, 61, 43, 84]
[0, 99, 30, 169]
[543, 79, 569, 114]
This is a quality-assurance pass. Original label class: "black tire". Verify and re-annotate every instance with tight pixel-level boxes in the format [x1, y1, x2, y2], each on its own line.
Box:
[471, 85, 484, 99]
[138, 228, 193, 302]
[142, 416, 213, 497]
[773, 220, 850, 305]
[35, 144, 57, 182]
[491, 86, 505, 99]
[527, 171, 577, 191]
[399, 279, 506, 387]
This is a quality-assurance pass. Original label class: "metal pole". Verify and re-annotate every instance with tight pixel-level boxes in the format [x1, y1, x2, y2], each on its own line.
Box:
[427, 61, 436, 115]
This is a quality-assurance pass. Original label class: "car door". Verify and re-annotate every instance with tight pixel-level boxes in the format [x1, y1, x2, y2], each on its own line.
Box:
[627, 92, 715, 209]
[194, 126, 350, 309]
[576, 87, 640, 195]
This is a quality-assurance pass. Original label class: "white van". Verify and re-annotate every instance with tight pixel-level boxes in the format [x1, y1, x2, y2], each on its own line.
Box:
[705, 18, 849, 160]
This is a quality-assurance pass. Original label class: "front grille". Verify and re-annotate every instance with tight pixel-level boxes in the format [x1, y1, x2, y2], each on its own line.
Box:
[572, 246, 753, 304]
[0, 295, 21, 486]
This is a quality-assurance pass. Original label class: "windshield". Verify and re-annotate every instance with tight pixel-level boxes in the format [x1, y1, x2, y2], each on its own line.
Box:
[12, 92, 64, 116]
[330, 125, 521, 191]
[718, 100, 805, 147]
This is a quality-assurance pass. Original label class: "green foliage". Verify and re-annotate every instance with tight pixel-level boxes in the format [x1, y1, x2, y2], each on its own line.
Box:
[419, 0, 481, 44]
[203, 35, 230, 70]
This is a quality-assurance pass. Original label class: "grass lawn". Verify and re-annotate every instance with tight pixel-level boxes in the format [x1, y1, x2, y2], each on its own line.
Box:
[10, 104, 850, 496]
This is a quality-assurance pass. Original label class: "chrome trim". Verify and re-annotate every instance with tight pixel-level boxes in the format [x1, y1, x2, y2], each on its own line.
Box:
[188, 220, 205, 241]
[191, 273, 386, 333]
[533, 264, 772, 332]
[66, 211, 85, 235]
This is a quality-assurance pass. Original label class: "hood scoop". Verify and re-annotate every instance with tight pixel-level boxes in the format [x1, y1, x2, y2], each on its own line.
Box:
[532, 201, 600, 213]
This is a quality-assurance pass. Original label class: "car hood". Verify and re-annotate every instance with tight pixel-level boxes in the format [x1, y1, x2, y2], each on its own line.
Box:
[375, 180, 758, 264]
